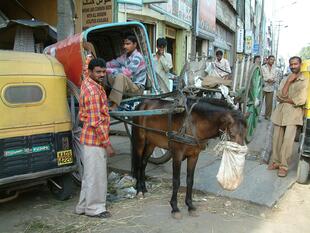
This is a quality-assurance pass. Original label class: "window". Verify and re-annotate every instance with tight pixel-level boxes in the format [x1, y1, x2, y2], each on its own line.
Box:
[2, 84, 44, 105]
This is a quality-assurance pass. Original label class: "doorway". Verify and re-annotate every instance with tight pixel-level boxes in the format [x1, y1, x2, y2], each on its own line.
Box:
[165, 26, 177, 73]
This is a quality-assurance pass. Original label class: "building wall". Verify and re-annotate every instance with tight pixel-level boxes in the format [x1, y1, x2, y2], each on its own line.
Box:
[0, 0, 57, 26]
[114, 3, 191, 75]
[215, 0, 237, 63]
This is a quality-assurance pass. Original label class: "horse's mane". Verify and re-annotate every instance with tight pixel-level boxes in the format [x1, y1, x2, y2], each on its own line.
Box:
[197, 97, 234, 109]
[187, 97, 233, 111]
[189, 97, 247, 127]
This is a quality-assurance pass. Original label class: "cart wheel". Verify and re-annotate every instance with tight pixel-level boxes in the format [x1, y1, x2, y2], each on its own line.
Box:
[243, 65, 263, 143]
[48, 174, 75, 200]
[148, 147, 171, 164]
[297, 158, 310, 184]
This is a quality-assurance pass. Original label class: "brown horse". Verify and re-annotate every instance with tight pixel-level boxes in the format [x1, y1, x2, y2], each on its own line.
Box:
[131, 97, 247, 218]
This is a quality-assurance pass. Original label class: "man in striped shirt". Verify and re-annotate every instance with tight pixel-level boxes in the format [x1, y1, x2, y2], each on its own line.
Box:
[76, 58, 115, 219]
[106, 34, 146, 110]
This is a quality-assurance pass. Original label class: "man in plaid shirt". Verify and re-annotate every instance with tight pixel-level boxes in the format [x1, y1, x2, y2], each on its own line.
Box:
[75, 58, 115, 219]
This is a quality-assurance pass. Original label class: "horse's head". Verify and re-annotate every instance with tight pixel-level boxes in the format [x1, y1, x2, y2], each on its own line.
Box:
[220, 111, 247, 145]
[190, 97, 247, 145]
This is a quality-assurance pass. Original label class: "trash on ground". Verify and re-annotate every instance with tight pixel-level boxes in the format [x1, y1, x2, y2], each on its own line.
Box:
[107, 172, 137, 202]
[224, 200, 232, 207]
[116, 175, 136, 189]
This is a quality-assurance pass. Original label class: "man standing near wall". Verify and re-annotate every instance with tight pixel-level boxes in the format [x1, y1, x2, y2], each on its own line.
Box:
[153, 38, 173, 92]
[268, 56, 308, 177]
[261, 55, 277, 120]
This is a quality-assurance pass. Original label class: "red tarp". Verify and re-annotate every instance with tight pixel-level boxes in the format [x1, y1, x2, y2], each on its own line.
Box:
[45, 33, 84, 87]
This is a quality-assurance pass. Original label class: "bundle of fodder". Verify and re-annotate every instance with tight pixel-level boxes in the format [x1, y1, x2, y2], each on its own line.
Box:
[214, 141, 248, 191]
[202, 75, 232, 88]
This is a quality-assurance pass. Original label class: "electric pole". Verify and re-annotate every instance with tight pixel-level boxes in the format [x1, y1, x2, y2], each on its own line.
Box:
[57, 0, 75, 41]
[190, 0, 198, 61]
[275, 23, 288, 60]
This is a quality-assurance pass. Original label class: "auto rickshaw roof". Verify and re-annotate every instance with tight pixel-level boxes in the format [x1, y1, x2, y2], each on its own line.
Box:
[0, 50, 66, 77]
[83, 21, 148, 39]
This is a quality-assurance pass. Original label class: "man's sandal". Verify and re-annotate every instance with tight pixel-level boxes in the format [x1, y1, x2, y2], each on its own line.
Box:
[268, 162, 279, 170]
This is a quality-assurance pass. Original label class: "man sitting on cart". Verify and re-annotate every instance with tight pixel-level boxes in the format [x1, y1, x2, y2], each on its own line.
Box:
[106, 34, 146, 111]
[213, 50, 231, 79]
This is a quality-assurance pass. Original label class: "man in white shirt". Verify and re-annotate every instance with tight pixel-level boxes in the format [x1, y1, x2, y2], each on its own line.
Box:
[261, 55, 277, 120]
[153, 38, 173, 92]
[214, 50, 231, 79]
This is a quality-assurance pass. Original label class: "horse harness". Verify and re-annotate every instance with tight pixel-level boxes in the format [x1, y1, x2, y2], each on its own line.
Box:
[113, 94, 209, 148]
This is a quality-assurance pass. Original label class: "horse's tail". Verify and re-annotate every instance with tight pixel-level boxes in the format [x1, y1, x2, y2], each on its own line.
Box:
[131, 120, 139, 179]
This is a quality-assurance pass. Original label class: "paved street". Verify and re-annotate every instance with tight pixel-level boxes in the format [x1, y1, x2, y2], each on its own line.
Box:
[0, 171, 309, 233]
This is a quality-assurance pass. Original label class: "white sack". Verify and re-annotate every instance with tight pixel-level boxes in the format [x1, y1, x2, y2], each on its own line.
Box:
[214, 141, 248, 191]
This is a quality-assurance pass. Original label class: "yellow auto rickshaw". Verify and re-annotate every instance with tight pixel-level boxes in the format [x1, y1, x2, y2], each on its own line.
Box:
[0, 50, 76, 201]
[297, 59, 310, 183]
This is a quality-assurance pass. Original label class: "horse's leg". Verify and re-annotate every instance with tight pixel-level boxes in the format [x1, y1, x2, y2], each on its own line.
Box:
[185, 155, 199, 216]
[135, 154, 144, 197]
[170, 152, 183, 219]
[140, 144, 155, 195]
[132, 127, 146, 197]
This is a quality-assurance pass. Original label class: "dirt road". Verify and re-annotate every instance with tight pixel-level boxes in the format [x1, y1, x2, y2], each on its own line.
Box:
[0, 177, 309, 233]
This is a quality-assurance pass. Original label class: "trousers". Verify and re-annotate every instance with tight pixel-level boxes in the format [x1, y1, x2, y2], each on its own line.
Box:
[108, 73, 143, 105]
[76, 145, 107, 216]
[263, 91, 274, 119]
[271, 125, 297, 169]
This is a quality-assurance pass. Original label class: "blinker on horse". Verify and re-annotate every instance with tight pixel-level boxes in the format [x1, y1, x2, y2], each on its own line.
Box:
[131, 97, 247, 219]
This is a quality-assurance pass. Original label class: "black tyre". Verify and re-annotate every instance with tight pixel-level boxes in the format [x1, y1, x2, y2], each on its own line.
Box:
[148, 147, 171, 164]
[48, 174, 75, 200]
[297, 158, 310, 184]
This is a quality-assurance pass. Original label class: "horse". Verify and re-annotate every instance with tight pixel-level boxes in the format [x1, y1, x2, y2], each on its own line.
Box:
[131, 97, 247, 219]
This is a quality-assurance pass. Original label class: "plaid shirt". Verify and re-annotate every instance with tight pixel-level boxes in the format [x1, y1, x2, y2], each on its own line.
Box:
[79, 77, 111, 148]
[106, 49, 147, 87]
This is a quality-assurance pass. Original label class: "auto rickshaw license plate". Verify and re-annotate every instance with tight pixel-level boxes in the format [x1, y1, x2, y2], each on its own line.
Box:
[57, 150, 73, 166]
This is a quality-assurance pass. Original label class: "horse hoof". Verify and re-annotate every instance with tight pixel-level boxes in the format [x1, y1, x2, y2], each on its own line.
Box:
[189, 210, 199, 217]
[136, 192, 144, 199]
[171, 212, 182, 220]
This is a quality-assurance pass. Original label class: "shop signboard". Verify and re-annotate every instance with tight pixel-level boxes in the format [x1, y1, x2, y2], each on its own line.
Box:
[152, 0, 192, 24]
[82, 0, 113, 30]
[245, 30, 253, 54]
[236, 27, 244, 53]
[117, 0, 143, 5]
[198, 0, 216, 34]
[216, 0, 236, 31]
[253, 42, 259, 55]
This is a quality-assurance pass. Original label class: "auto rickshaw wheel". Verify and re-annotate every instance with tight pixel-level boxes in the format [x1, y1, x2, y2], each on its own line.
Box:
[297, 158, 310, 184]
[48, 174, 75, 200]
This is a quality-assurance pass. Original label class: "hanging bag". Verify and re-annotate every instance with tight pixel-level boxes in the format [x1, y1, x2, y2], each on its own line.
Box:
[214, 141, 248, 191]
